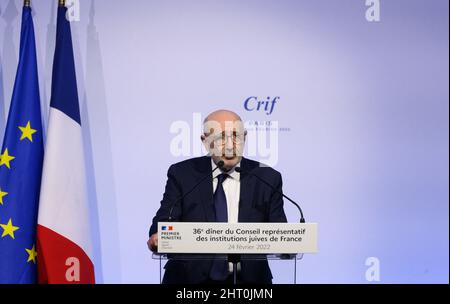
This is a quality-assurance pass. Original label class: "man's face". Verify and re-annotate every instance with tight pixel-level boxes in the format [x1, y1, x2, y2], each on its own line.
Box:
[202, 119, 246, 171]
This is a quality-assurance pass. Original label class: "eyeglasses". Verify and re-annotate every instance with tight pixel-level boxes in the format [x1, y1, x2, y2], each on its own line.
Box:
[210, 131, 245, 145]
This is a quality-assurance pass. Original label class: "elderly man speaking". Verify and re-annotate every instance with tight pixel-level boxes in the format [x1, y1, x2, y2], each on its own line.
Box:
[147, 109, 287, 284]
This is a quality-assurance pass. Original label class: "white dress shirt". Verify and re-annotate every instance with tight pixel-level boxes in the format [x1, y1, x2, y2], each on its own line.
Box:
[211, 159, 240, 223]
[211, 159, 241, 273]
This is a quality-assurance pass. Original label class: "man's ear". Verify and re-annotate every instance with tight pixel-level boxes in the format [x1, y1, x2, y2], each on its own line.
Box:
[202, 133, 216, 152]
[202, 135, 214, 154]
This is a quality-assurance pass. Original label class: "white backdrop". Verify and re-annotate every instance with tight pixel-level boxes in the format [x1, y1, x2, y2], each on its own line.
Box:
[0, 0, 448, 283]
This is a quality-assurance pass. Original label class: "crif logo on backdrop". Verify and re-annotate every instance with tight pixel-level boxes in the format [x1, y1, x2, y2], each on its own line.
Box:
[169, 96, 284, 167]
[244, 96, 279, 115]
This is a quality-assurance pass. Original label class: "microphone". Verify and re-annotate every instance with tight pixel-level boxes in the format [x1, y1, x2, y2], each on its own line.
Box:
[235, 167, 305, 223]
[167, 160, 224, 221]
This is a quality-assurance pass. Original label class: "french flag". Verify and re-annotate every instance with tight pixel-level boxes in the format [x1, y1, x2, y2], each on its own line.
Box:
[37, 3, 95, 284]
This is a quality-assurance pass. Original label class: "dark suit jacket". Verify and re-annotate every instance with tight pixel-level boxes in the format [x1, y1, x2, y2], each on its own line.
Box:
[149, 156, 287, 284]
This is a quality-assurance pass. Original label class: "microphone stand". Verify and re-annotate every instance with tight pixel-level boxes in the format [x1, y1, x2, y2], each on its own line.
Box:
[228, 254, 240, 285]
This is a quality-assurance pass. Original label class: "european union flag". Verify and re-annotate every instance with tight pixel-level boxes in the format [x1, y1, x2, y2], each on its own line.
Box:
[0, 4, 44, 284]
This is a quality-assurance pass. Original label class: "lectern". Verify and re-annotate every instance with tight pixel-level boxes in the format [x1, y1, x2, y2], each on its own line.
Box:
[152, 222, 318, 284]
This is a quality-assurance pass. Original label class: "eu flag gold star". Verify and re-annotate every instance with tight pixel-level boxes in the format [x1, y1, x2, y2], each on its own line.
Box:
[0, 218, 19, 239]
[18, 121, 37, 142]
[0, 148, 15, 169]
[25, 245, 38, 263]
[0, 188, 7, 205]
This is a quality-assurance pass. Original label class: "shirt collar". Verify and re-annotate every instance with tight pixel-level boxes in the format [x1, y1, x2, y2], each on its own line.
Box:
[211, 158, 240, 181]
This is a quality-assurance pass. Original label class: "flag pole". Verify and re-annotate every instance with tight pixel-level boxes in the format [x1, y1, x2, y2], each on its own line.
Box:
[24, 0, 31, 7]
[59, 0, 66, 7]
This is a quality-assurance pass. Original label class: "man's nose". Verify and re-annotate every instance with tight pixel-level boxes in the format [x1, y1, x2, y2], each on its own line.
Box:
[225, 136, 234, 150]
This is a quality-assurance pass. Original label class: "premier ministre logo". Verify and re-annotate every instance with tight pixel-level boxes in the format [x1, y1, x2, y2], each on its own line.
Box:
[160, 225, 181, 240]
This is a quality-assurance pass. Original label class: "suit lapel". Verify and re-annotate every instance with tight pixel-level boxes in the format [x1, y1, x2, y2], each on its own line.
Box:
[198, 156, 215, 221]
[238, 157, 257, 222]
